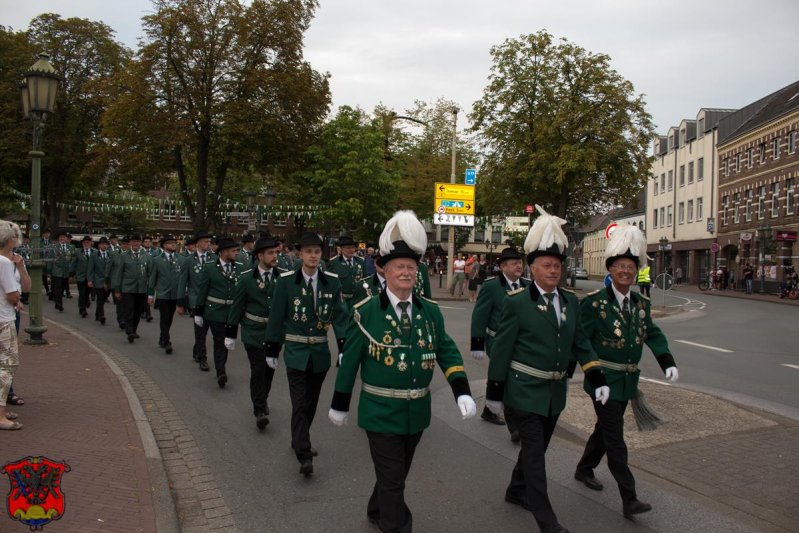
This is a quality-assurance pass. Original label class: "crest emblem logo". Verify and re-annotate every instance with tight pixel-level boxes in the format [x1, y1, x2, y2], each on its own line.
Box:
[2, 456, 70, 531]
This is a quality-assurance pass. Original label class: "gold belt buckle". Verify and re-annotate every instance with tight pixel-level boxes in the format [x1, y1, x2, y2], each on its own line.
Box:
[309, 337, 319, 344]
[626, 364, 637, 373]
[408, 389, 423, 400]
[551, 371, 563, 380]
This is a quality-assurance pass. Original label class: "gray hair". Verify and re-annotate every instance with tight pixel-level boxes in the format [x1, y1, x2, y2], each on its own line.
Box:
[0, 220, 22, 249]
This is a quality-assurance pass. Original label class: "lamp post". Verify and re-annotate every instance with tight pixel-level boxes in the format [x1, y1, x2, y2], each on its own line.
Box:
[21, 53, 59, 345]
[244, 190, 256, 234]
[659, 236, 670, 276]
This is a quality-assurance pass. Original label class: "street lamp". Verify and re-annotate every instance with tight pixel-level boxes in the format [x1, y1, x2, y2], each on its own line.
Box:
[21, 53, 59, 345]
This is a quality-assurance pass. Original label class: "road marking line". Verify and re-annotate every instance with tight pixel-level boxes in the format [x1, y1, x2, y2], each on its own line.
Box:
[781, 364, 799, 371]
[439, 305, 465, 310]
[674, 339, 733, 353]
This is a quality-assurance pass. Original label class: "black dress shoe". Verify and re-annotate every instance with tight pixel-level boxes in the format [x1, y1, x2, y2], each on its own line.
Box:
[504, 491, 532, 511]
[81, 312, 88, 318]
[146, 316, 153, 322]
[217, 373, 227, 388]
[310, 448, 318, 457]
[127, 333, 135, 343]
[133, 333, 140, 339]
[299, 459, 313, 477]
[574, 471, 603, 491]
[198, 360, 210, 371]
[623, 500, 652, 518]
[481, 406, 506, 426]
[256, 412, 269, 430]
[165, 344, 173, 354]
[158, 340, 165, 348]
[510, 429, 521, 443]
[545, 525, 570, 533]
[100, 317, 106, 325]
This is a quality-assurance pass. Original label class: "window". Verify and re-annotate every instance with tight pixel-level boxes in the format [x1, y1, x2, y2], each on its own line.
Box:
[688, 161, 695, 184]
[681, 128, 687, 145]
[721, 195, 728, 225]
[760, 143, 767, 163]
[667, 205, 673, 226]
[440, 226, 449, 240]
[789, 131, 797, 155]
[748, 147, 755, 168]
[660, 207, 665, 227]
[745, 189, 753, 222]
[679, 165, 685, 186]
[698, 157, 704, 180]
[653, 209, 658, 228]
[661, 173, 666, 193]
[162, 201, 176, 222]
[654, 176, 659, 195]
[668, 170, 673, 190]
[758, 185, 767, 219]
[474, 229, 485, 242]
[668, 135, 674, 151]
[698, 118, 705, 138]
[722, 158, 729, 177]
[687, 200, 694, 222]
[639, 221, 644, 231]
[773, 137, 781, 160]
[696, 197, 704, 221]
[772, 182, 780, 217]
[788, 178, 795, 216]
[733, 193, 740, 223]
[735, 153, 741, 172]
[678, 202, 685, 224]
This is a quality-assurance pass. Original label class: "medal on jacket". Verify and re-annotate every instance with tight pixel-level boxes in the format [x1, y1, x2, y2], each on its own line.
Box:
[397, 353, 408, 372]
[383, 332, 392, 344]
[384, 351, 394, 366]
[614, 328, 622, 337]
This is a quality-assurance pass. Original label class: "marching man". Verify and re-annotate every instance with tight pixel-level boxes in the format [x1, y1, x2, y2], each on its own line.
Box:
[329, 210, 477, 533]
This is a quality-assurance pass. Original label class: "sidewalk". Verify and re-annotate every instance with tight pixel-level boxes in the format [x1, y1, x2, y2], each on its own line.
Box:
[1, 320, 161, 532]
[668, 282, 799, 306]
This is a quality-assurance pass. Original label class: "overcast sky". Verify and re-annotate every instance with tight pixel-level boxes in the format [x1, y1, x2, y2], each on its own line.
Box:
[4, 0, 798, 132]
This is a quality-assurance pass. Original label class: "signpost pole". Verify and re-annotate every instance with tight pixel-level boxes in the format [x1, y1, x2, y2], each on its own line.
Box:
[446, 108, 457, 293]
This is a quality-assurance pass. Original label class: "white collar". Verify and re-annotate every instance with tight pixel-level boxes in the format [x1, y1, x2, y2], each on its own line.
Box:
[304, 271, 318, 284]
[534, 281, 558, 299]
[258, 265, 271, 277]
[386, 288, 412, 315]
[376, 273, 386, 286]
[504, 274, 521, 287]
[610, 284, 632, 307]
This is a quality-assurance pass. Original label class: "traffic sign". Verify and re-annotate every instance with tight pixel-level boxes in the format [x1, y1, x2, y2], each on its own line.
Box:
[655, 273, 673, 291]
[710, 242, 720, 253]
[434, 182, 475, 200]
[433, 213, 475, 227]
[605, 223, 618, 239]
[524, 204, 535, 214]
[435, 198, 474, 215]
[465, 169, 476, 185]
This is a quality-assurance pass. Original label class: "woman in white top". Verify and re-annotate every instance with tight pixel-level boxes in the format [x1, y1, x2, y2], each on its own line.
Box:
[0, 220, 23, 429]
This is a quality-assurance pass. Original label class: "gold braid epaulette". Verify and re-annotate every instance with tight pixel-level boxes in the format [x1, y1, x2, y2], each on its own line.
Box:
[352, 308, 412, 350]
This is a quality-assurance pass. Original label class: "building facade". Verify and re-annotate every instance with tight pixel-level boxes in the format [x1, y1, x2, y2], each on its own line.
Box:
[716, 81, 799, 289]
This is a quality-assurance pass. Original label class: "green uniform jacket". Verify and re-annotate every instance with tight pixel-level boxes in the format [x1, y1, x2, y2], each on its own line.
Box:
[225, 266, 286, 347]
[331, 291, 471, 435]
[352, 274, 385, 303]
[73, 248, 93, 282]
[112, 250, 151, 294]
[326, 255, 365, 304]
[145, 247, 163, 259]
[276, 253, 294, 271]
[194, 259, 246, 323]
[87, 251, 112, 288]
[470, 275, 531, 353]
[486, 285, 605, 417]
[148, 253, 183, 300]
[579, 286, 675, 401]
[47, 244, 76, 278]
[176, 251, 217, 308]
[264, 269, 348, 373]
[236, 249, 253, 270]
[414, 262, 432, 298]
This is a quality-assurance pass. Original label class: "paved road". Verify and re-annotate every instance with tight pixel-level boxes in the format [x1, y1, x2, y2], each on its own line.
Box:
[38, 292, 777, 532]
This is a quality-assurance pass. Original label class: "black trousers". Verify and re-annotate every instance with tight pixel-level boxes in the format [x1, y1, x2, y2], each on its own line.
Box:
[51, 276, 66, 308]
[639, 283, 651, 298]
[115, 296, 125, 327]
[121, 293, 147, 335]
[93, 287, 109, 319]
[245, 344, 276, 415]
[77, 280, 90, 313]
[505, 406, 560, 532]
[192, 319, 210, 361]
[207, 320, 228, 375]
[42, 270, 50, 294]
[157, 299, 177, 345]
[576, 399, 636, 504]
[366, 431, 423, 533]
[286, 360, 327, 461]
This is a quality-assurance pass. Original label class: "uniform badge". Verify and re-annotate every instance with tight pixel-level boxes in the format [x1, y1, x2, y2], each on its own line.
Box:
[417, 338, 426, 348]
[592, 301, 599, 308]
[383, 333, 393, 344]
[614, 328, 622, 337]
[258, 282, 265, 289]
[639, 309, 645, 319]
[294, 298, 301, 306]
[394, 338, 402, 346]
[397, 354, 408, 372]
[600, 311, 607, 319]
[384, 354, 394, 366]
[300, 314, 307, 322]
[2, 456, 71, 531]
[292, 313, 299, 321]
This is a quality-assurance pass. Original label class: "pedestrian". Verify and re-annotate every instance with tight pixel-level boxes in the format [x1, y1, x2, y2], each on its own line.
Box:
[326, 236, 365, 311]
[451, 255, 466, 297]
[265, 232, 349, 477]
[413, 256, 432, 298]
[87, 236, 112, 325]
[485, 205, 608, 533]
[675, 266, 683, 285]
[575, 224, 678, 520]
[181, 236, 196, 257]
[141, 236, 159, 322]
[63, 232, 73, 299]
[176, 231, 216, 371]
[0, 220, 24, 430]
[636, 260, 651, 297]
[743, 263, 754, 294]
[434, 254, 442, 274]
[467, 256, 481, 302]
[47, 230, 74, 313]
[364, 245, 376, 277]
[329, 210, 477, 532]
[225, 235, 286, 429]
[2, 221, 30, 413]
[112, 234, 151, 344]
[74, 235, 94, 318]
[109, 236, 130, 329]
[40, 228, 52, 300]
[470, 246, 530, 440]
[352, 252, 387, 303]
[236, 234, 256, 269]
[194, 237, 245, 388]
[108, 233, 121, 253]
[148, 235, 182, 355]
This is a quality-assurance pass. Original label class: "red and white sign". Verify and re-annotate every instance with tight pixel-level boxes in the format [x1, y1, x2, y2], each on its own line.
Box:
[710, 242, 720, 253]
[605, 223, 618, 240]
[524, 204, 535, 214]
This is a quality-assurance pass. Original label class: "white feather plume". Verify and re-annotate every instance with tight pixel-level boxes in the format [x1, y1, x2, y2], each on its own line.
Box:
[605, 224, 649, 262]
[379, 210, 427, 255]
[523, 204, 568, 254]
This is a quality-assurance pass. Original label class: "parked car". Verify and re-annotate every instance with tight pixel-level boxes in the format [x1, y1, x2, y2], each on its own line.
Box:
[572, 267, 589, 279]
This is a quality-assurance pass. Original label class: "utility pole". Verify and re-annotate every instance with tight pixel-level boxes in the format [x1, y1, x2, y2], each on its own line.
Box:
[446, 107, 457, 292]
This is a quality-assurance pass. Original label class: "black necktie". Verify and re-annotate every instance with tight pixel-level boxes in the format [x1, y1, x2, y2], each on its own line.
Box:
[622, 297, 631, 322]
[511, 282, 518, 290]
[307, 278, 315, 308]
[263, 271, 269, 284]
[545, 292, 559, 325]
[134, 252, 139, 260]
[225, 263, 231, 274]
[398, 301, 411, 340]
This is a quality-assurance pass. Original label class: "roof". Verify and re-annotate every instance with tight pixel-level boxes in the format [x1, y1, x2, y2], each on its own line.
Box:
[718, 80, 799, 146]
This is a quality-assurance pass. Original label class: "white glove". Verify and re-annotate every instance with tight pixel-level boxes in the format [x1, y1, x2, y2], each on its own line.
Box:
[147, 296, 154, 305]
[193, 315, 204, 327]
[224, 338, 236, 351]
[328, 408, 348, 426]
[457, 395, 477, 419]
[595, 385, 610, 405]
[471, 350, 486, 360]
[665, 366, 679, 382]
[485, 399, 504, 416]
[266, 357, 278, 369]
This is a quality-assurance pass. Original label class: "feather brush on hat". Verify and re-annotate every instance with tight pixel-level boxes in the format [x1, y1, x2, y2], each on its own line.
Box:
[524, 204, 568, 256]
[379, 210, 427, 255]
[605, 224, 649, 269]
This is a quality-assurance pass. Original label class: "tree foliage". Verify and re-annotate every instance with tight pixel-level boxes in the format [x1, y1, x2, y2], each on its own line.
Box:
[100, 0, 330, 231]
[470, 30, 654, 223]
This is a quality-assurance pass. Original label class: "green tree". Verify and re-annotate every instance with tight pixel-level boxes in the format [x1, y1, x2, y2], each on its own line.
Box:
[296, 105, 396, 241]
[470, 30, 653, 223]
[101, 0, 330, 231]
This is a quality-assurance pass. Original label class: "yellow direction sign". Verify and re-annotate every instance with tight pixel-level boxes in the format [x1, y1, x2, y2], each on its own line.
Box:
[435, 198, 474, 215]
[434, 182, 475, 201]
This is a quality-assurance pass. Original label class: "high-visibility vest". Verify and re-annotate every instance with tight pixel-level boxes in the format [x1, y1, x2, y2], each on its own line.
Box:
[637, 266, 651, 284]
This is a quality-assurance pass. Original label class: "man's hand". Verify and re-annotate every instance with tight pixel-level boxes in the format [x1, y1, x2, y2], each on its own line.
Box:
[114, 292, 122, 302]
[485, 400, 503, 416]
[147, 296, 154, 305]
[665, 367, 679, 382]
[176, 306, 185, 316]
[266, 357, 278, 369]
[193, 315, 204, 327]
[224, 338, 236, 351]
[87, 281, 94, 289]
[328, 409, 348, 426]
[470, 350, 486, 361]
[457, 395, 477, 419]
[595, 386, 610, 405]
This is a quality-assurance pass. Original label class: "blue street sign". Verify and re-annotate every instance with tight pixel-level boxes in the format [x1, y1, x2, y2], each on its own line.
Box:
[441, 200, 464, 208]
[465, 168, 476, 185]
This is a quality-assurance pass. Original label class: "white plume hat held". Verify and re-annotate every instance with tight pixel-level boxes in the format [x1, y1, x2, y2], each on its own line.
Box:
[605, 224, 649, 270]
[377, 210, 427, 267]
[523, 204, 569, 264]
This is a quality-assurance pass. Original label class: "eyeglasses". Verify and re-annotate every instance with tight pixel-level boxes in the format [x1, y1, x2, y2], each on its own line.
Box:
[611, 265, 638, 272]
